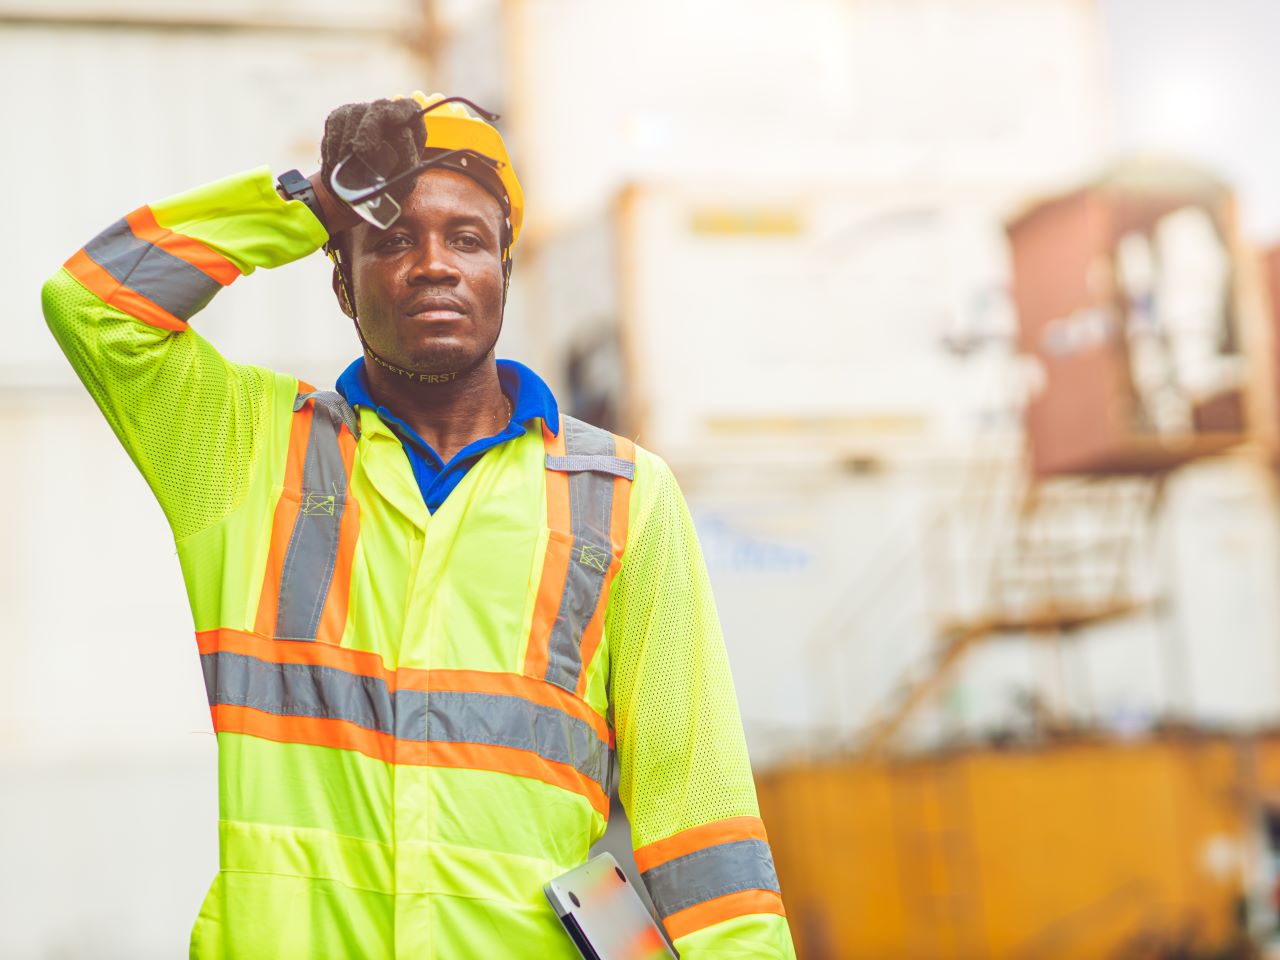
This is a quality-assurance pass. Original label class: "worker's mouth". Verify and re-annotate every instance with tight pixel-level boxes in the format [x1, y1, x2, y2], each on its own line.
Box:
[403, 294, 467, 321]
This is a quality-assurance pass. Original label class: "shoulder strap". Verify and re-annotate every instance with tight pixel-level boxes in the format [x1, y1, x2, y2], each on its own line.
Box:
[545, 417, 635, 480]
[545, 453, 635, 480]
[545, 415, 636, 549]
[295, 389, 361, 440]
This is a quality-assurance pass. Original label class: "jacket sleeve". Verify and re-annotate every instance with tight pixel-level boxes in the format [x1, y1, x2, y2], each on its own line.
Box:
[606, 452, 797, 959]
[41, 167, 328, 541]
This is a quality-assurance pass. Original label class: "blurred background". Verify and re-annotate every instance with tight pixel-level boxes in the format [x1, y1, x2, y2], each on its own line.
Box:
[4, 0, 1280, 957]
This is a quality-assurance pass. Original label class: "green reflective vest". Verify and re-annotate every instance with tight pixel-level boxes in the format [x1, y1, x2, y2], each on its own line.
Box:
[42, 167, 797, 959]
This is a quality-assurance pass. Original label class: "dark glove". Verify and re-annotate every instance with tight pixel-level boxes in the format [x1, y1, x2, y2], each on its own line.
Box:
[320, 98, 424, 203]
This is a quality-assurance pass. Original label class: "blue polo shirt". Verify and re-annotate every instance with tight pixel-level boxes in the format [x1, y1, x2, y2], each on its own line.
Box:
[335, 357, 561, 514]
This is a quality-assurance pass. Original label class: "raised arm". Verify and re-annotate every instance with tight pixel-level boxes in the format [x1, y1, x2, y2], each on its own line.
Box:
[41, 167, 331, 541]
[607, 452, 798, 959]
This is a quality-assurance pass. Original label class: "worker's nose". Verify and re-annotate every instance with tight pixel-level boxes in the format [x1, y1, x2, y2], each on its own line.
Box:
[407, 234, 461, 286]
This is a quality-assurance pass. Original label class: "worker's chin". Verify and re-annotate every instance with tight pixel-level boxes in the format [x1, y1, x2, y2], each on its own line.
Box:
[400, 340, 482, 377]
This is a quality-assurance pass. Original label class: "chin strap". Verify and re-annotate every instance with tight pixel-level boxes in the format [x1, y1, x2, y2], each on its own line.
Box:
[358, 325, 461, 384]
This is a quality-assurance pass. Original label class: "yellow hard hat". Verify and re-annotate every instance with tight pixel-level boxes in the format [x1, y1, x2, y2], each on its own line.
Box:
[400, 92, 525, 256]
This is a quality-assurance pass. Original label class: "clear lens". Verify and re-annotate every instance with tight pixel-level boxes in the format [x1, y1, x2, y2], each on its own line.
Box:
[329, 154, 403, 229]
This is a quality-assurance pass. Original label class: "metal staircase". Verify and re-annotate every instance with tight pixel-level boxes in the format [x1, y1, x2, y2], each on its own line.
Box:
[843, 464, 1170, 756]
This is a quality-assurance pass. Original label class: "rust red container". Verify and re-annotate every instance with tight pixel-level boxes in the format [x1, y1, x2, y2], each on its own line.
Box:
[1008, 164, 1245, 476]
[1266, 244, 1280, 449]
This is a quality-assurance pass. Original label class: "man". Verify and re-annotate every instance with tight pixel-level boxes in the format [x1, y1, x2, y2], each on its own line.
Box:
[42, 92, 796, 959]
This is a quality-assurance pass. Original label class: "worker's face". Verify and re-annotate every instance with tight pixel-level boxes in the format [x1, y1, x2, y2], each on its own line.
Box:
[338, 168, 506, 377]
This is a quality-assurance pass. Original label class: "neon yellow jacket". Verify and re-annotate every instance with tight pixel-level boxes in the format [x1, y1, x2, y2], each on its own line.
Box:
[41, 167, 797, 959]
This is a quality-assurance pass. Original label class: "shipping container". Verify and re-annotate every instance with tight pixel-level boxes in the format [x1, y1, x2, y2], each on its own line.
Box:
[471, 0, 1110, 234]
[1009, 162, 1248, 476]
[0, 7, 433, 955]
[1264, 243, 1280, 454]
[758, 733, 1280, 960]
[525, 178, 1029, 465]
[4, 6, 433, 389]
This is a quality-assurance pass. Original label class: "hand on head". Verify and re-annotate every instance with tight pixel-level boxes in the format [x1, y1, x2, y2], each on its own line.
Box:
[320, 98, 426, 205]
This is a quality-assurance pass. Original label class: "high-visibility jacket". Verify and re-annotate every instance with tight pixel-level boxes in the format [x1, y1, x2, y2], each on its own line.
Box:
[41, 167, 796, 959]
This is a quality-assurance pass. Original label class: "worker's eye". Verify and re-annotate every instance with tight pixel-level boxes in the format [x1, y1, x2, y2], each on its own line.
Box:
[375, 233, 411, 251]
[453, 233, 483, 250]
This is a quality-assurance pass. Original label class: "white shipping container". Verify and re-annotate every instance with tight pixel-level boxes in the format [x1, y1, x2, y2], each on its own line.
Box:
[0, 9, 436, 956]
[479, 0, 1110, 233]
[525, 178, 1028, 462]
[3, 14, 434, 388]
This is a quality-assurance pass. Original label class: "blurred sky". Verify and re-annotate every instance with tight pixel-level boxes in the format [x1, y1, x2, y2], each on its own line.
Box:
[1101, 0, 1280, 240]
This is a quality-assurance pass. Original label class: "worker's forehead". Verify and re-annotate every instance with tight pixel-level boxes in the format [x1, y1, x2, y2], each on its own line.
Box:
[397, 168, 504, 227]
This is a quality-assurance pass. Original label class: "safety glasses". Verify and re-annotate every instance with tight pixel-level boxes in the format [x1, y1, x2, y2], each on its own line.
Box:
[328, 97, 501, 230]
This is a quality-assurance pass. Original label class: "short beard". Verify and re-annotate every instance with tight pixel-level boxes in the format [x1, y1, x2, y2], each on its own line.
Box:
[358, 311, 504, 383]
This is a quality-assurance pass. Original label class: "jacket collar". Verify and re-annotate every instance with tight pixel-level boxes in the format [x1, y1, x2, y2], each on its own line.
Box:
[335, 356, 560, 437]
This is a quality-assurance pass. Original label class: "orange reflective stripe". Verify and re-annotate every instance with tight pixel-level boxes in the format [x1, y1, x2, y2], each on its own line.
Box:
[575, 433, 636, 698]
[315, 424, 360, 645]
[124, 206, 240, 286]
[400, 740, 609, 818]
[523, 421, 570, 678]
[572, 559, 615, 700]
[253, 397, 313, 638]
[264, 389, 358, 641]
[64, 204, 239, 330]
[634, 816, 771, 873]
[637, 815, 782, 935]
[198, 629, 608, 743]
[200, 629, 611, 815]
[527, 420, 634, 694]
[196, 628, 397, 686]
[662, 889, 786, 942]
[211, 703, 396, 764]
[63, 250, 188, 331]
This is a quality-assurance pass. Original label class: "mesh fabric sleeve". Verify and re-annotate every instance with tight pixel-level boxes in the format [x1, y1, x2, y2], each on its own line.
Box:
[41, 166, 329, 541]
[607, 451, 797, 959]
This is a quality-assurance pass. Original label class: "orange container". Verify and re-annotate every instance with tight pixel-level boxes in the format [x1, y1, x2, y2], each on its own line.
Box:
[759, 735, 1259, 960]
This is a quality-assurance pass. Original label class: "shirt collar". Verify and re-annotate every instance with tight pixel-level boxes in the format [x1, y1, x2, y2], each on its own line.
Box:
[335, 357, 561, 435]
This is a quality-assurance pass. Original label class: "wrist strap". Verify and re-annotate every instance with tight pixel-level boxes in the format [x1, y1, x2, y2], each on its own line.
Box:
[277, 169, 326, 227]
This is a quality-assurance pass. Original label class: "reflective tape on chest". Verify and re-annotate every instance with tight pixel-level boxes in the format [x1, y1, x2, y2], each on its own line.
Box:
[524, 415, 635, 696]
[254, 389, 360, 644]
[203, 406, 628, 813]
[196, 628, 614, 816]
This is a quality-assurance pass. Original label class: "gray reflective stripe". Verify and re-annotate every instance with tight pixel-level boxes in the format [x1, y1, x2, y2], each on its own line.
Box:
[545, 454, 636, 481]
[393, 689, 428, 742]
[423, 690, 611, 787]
[274, 395, 352, 641]
[640, 839, 781, 918]
[83, 217, 221, 320]
[201, 652, 393, 731]
[295, 390, 361, 440]
[544, 416, 620, 692]
[202, 652, 609, 787]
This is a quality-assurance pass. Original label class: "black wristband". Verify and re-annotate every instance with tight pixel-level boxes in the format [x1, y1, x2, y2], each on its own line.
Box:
[277, 169, 326, 227]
